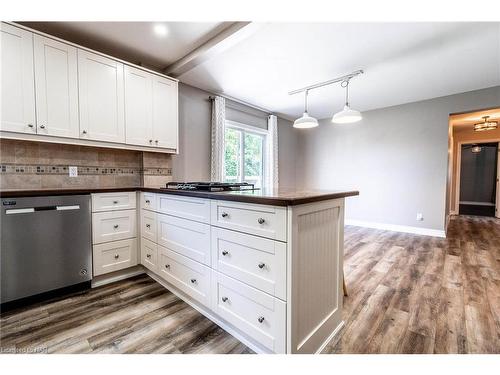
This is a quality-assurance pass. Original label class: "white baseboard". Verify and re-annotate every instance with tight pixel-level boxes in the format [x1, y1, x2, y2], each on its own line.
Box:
[345, 219, 446, 238]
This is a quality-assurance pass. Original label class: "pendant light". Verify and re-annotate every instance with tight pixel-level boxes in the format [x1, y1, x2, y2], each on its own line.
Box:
[293, 90, 318, 128]
[331, 79, 362, 124]
[473, 116, 498, 132]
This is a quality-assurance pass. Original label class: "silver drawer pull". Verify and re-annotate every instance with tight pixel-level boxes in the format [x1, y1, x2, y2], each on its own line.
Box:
[221, 296, 228, 302]
[165, 264, 170, 269]
[39, 124, 46, 129]
[222, 250, 229, 256]
[258, 218, 265, 224]
[221, 212, 228, 218]
[27, 124, 34, 128]
[190, 278, 197, 284]
[258, 262, 266, 269]
[114, 254, 120, 259]
[113, 200, 119, 204]
[258, 316, 265, 323]
[145, 199, 151, 204]
[146, 254, 151, 259]
[113, 224, 119, 229]
[146, 224, 151, 228]
[82, 130, 87, 134]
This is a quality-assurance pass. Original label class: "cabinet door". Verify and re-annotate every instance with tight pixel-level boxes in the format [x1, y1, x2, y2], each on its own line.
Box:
[0, 23, 36, 134]
[152, 77, 178, 149]
[124, 65, 153, 146]
[34, 35, 79, 138]
[78, 49, 125, 143]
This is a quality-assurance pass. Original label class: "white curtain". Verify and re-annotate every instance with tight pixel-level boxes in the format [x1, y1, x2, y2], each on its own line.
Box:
[210, 96, 226, 182]
[266, 115, 279, 190]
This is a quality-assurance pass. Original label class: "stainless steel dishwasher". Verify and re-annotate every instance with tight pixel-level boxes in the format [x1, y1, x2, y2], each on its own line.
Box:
[1, 194, 92, 304]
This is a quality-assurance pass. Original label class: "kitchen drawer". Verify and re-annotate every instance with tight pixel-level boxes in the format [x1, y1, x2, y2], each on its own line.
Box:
[93, 238, 137, 276]
[92, 192, 136, 212]
[157, 194, 210, 223]
[92, 209, 137, 244]
[210, 200, 287, 241]
[157, 213, 210, 266]
[141, 209, 157, 243]
[158, 246, 211, 308]
[141, 237, 158, 272]
[211, 227, 286, 301]
[140, 192, 157, 211]
[212, 271, 286, 353]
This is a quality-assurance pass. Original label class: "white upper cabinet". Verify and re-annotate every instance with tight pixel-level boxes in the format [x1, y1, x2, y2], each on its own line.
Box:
[78, 49, 125, 143]
[124, 66, 178, 149]
[152, 77, 178, 149]
[34, 35, 79, 138]
[124, 65, 153, 147]
[0, 23, 36, 134]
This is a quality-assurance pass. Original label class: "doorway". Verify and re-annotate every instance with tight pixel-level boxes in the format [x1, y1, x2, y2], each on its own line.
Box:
[458, 142, 499, 217]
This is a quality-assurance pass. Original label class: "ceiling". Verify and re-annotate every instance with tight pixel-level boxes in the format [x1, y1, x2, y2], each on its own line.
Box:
[20, 22, 500, 120]
[19, 21, 231, 68]
[450, 107, 500, 129]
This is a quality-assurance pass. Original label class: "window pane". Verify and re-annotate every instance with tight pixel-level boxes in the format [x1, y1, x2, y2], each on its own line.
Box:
[244, 133, 264, 188]
[224, 128, 241, 183]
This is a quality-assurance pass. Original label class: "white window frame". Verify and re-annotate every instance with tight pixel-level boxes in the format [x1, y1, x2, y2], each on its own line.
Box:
[223, 120, 269, 188]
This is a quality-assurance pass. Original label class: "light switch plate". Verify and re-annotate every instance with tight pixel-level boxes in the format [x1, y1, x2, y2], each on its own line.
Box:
[69, 166, 78, 177]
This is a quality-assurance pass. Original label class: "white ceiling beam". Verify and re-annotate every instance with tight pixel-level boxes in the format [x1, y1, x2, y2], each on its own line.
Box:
[164, 22, 262, 77]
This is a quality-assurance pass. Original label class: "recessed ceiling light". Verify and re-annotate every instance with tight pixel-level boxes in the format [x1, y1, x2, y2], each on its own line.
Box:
[153, 24, 168, 37]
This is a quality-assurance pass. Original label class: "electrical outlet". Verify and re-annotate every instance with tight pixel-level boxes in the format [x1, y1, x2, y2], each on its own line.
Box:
[69, 166, 78, 177]
[416, 213, 423, 221]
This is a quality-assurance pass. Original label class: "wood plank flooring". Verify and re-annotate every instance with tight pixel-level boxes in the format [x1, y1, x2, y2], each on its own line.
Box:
[323, 215, 500, 354]
[1, 215, 499, 354]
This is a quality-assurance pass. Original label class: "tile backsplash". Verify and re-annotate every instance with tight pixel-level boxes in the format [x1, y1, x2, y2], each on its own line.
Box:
[0, 139, 172, 190]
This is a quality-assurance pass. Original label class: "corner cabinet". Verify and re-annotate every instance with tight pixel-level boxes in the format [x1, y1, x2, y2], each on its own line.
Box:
[0, 22, 179, 153]
[0, 23, 36, 134]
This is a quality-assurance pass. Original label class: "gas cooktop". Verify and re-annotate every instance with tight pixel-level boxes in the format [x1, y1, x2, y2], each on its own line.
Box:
[163, 182, 256, 192]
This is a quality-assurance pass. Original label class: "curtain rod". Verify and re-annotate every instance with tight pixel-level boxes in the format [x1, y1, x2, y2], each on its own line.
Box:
[209, 94, 274, 116]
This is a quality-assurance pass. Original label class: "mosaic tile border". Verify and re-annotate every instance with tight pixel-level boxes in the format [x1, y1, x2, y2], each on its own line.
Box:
[0, 164, 172, 176]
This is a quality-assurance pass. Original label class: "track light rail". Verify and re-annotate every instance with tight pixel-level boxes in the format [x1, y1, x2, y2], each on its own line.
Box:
[288, 69, 364, 95]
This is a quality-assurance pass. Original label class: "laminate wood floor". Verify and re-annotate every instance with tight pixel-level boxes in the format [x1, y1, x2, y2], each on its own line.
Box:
[323, 215, 500, 354]
[1, 215, 498, 354]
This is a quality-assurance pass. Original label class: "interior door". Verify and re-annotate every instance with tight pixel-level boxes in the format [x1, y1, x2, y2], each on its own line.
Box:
[152, 77, 178, 149]
[496, 143, 500, 218]
[34, 35, 79, 138]
[124, 65, 153, 147]
[0, 23, 36, 134]
[78, 49, 125, 143]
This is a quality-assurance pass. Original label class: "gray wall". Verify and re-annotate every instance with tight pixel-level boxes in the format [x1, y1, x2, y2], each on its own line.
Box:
[172, 83, 298, 188]
[297, 86, 500, 231]
[460, 144, 498, 203]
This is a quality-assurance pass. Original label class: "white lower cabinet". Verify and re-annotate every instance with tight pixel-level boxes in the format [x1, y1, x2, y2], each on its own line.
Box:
[92, 209, 137, 244]
[212, 271, 286, 354]
[158, 246, 211, 308]
[141, 238, 158, 273]
[93, 238, 137, 276]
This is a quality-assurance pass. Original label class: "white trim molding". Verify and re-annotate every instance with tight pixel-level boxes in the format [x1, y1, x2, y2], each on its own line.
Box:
[345, 219, 446, 238]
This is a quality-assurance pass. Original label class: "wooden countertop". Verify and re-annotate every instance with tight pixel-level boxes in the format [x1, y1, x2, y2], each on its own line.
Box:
[0, 187, 359, 206]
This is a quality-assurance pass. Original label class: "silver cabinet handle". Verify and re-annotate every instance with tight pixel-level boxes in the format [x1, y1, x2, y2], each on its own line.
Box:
[258, 316, 265, 323]
[155, 140, 158, 144]
[39, 124, 46, 129]
[146, 224, 151, 228]
[258, 218, 265, 224]
[146, 254, 151, 259]
[222, 296, 228, 302]
[221, 212, 228, 218]
[27, 124, 34, 128]
[165, 264, 170, 269]
[114, 254, 120, 259]
[113, 200, 119, 204]
[190, 278, 197, 284]
[145, 199, 151, 204]
[113, 224, 119, 229]
[258, 262, 265, 269]
[82, 130, 87, 134]
[222, 250, 229, 256]
[149, 140, 153, 144]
